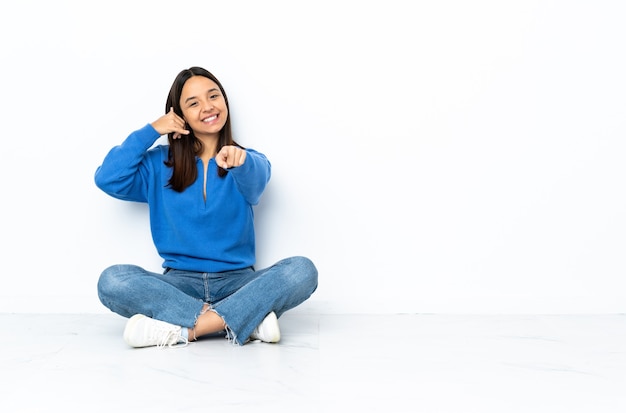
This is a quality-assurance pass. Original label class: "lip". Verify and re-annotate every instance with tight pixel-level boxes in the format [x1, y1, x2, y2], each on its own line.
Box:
[202, 114, 218, 123]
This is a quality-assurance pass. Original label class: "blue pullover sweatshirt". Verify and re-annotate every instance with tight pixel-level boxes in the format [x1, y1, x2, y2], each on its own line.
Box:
[94, 124, 270, 273]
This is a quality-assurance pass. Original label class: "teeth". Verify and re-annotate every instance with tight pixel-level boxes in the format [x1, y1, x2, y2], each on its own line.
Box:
[203, 115, 217, 122]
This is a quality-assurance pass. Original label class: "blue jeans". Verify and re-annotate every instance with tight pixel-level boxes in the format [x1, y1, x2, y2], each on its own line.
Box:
[97, 256, 318, 345]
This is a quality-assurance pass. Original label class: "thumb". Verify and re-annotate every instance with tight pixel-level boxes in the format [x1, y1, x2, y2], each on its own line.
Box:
[216, 148, 229, 169]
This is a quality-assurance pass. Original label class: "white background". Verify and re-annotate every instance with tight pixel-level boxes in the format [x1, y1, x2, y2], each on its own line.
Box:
[1, 0, 624, 314]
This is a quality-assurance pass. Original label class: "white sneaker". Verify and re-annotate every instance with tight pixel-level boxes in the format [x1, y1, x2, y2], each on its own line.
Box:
[123, 314, 188, 348]
[249, 311, 281, 343]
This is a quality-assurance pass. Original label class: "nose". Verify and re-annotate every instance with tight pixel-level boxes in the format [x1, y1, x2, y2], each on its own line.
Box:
[202, 99, 214, 112]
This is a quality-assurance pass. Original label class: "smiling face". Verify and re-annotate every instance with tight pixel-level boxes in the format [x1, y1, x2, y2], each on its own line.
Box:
[180, 75, 229, 139]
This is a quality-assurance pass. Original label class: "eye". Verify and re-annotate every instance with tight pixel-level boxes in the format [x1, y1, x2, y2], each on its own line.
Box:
[210, 94, 220, 99]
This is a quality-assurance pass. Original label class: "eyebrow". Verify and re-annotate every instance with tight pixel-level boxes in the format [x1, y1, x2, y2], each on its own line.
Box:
[184, 88, 219, 104]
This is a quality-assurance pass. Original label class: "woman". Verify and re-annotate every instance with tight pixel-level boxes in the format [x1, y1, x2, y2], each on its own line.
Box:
[95, 66, 318, 348]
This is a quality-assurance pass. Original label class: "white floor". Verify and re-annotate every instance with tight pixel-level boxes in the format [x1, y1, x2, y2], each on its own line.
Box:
[2, 312, 626, 412]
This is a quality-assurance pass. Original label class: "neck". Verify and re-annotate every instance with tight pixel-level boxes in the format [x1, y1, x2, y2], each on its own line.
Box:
[196, 133, 219, 162]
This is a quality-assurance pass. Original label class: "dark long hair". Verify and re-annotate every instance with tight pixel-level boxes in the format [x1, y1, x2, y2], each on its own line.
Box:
[164, 67, 239, 192]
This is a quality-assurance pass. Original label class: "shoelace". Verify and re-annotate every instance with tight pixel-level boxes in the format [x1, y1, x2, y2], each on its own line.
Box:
[154, 328, 189, 349]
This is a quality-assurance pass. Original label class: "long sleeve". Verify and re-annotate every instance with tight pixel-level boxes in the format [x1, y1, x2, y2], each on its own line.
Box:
[94, 124, 161, 203]
[229, 149, 271, 206]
